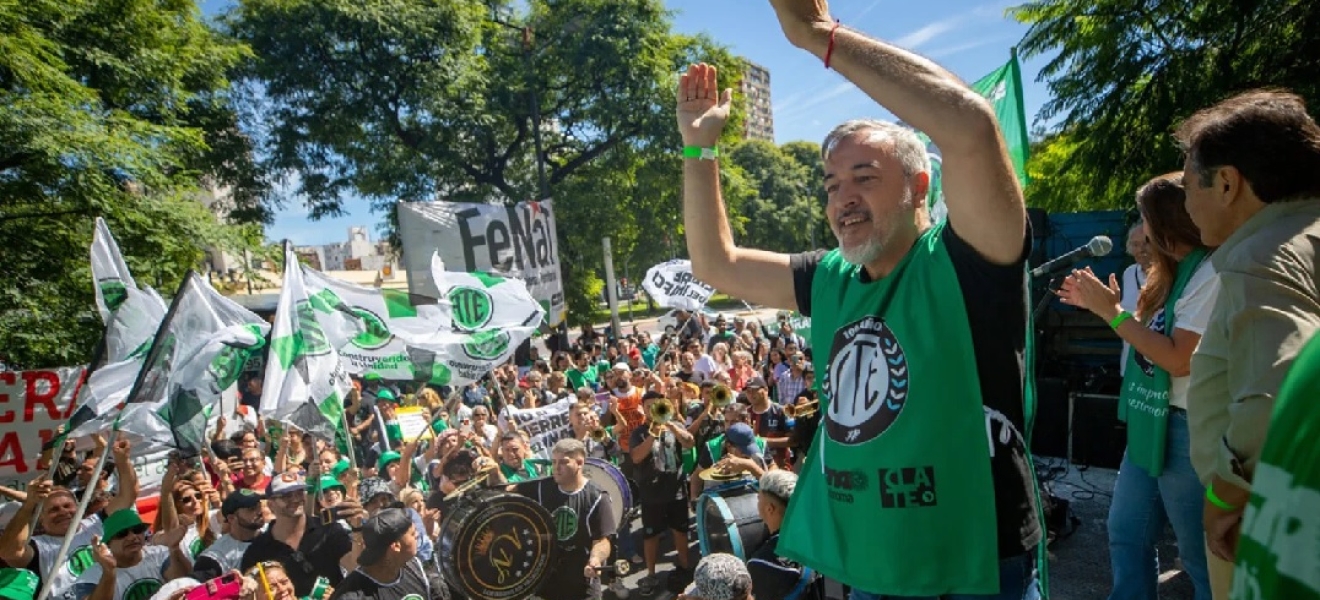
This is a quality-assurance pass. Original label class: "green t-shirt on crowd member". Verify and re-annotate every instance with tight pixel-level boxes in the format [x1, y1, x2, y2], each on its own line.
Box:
[1232, 330, 1320, 600]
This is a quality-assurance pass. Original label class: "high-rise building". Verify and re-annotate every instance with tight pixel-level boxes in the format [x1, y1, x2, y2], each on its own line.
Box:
[740, 60, 774, 142]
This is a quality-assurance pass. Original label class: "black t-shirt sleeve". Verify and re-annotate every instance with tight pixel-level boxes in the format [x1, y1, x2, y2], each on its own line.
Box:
[591, 491, 617, 539]
[789, 251, 827, 318]
[747, 557, 801, 600]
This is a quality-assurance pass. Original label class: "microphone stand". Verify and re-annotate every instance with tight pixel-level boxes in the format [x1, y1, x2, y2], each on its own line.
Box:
[1032, 276, 1064, 323]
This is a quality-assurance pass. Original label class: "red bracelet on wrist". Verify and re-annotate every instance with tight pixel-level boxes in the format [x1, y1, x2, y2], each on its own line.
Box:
[824, 19, 842, 69]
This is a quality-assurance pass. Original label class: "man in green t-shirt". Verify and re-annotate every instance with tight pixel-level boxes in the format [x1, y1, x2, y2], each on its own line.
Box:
[674, 2, 1039, 597]
[565, 350, 600, 391]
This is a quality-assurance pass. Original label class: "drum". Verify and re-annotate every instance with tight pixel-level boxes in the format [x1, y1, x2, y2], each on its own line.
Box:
[440, 490, 558, 600]
[581, 458, 632, 530]
[696, 479, 768, 561]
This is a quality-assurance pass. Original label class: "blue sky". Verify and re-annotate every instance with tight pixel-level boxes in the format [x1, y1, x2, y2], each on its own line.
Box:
[209, 0, 1052, 246]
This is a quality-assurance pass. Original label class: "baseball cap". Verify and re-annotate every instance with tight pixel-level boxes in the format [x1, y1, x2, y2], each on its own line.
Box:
[376, 388, 397, 402]
[377, 450, 402, 472]
[682, 554, 752, 600]
[331, 458, 352, 478]
[316, 475, 346, 495]
[358, 477, 393, 503]
[221, 488, 262, 517]
[265, 471, 307, 497]
[724, 423, 760, 458]
[0, 568, 38, 600]
[101, 508, 147, 541]
[355, 508, 413, 567]
[743, 376, 766, 390]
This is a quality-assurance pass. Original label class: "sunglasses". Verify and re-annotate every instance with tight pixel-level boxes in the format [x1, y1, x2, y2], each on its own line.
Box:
[112, 524, 150, 541]
[177, 493, 203, 503]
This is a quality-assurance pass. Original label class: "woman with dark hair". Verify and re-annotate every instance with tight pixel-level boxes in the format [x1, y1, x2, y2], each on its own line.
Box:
[1058, 172, 1218, 600]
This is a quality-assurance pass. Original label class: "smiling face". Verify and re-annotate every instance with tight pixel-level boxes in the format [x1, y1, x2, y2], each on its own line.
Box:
[824, 134, 921, 267]
[40, 491, 78, 536]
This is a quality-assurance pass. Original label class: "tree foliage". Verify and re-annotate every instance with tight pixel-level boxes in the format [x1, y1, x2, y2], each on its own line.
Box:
[724, 139, 833, 255]
[0, 0, 269, 368]
[227, 0, 747, 321]
[1012, 0, 1320, 211]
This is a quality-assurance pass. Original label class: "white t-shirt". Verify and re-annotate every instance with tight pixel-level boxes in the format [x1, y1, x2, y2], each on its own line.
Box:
[31, 514, 103, 600]
[693, 355, 719, 383]
[194, 534, 250, 577]
[1162, 261, 1219, 409]
[1119, 264, 1148, 375]
[71, 545, 170, 600]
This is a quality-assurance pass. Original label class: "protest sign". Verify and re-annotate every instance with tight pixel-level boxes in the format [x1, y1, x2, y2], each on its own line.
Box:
[642, 260, 715, 311]
[398, 199, 566, 326]
[496, 399, 575, 459]
[0, 367, 84, 482]
[395, 406, 434, 442]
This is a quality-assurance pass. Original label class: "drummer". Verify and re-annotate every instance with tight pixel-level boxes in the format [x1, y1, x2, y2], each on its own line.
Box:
[699, 424, 770, 493]
[514, 439, 616, 600]
[748, 471, 821, 600]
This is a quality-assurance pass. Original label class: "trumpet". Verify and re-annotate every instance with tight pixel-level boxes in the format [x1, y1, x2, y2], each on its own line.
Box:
[648, 398, 676, 436]
[710, 384, 734, 410]
[783, 399, 819, 419]
[589, 427, 609, 442]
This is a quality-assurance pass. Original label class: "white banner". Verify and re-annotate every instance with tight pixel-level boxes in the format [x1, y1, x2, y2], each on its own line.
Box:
[642, 259, 715, 311]
[398, 199, 566, 326]
[496, 399, 575, 459]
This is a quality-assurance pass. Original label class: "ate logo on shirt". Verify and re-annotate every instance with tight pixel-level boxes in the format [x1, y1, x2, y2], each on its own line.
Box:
[123, 579, 163, 600]
[68, 546, 94, 576]
[551, 506, 579, 541]
[1134, 309, 1165, 378]
[822, 317, 910, 446]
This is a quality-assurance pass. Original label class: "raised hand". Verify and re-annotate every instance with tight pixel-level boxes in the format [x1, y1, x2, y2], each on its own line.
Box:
[153, 525, 189, 549]
[91, 536, 116, 572]
[767, 0, 834, 46]
[676, 63, 733, 148]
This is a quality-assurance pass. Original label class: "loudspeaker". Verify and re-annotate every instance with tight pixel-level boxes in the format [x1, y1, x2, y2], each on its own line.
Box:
[1031, 377, 1069, 459]
[1070, 393, 1126, 469]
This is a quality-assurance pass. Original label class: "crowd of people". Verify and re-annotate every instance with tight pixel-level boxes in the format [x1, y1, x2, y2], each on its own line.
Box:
[1, 2, 1318, 600]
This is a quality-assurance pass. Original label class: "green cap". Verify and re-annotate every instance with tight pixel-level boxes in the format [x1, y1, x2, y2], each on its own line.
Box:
[376, 388, 397, 401]
[377, 450, 401, 471]
[317, 475, 346, 493]
[331, 458, 352, 478]
[0, 569, 38, 600]
[101, 508, 145, 542]
[431, 419, 449, 434]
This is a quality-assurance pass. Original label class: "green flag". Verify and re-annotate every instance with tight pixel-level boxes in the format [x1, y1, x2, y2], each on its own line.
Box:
[922, 51, 1030, 222]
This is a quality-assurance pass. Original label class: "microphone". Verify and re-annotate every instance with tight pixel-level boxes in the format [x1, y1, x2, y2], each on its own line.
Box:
[1030, 235, 1113, 278]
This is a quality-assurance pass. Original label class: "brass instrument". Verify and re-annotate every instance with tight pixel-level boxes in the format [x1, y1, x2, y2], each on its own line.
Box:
[783, 399, 819, 419]
[648, 398, 676, 436]
[589, 427, 609, 442]
[710, 384, 734, 409]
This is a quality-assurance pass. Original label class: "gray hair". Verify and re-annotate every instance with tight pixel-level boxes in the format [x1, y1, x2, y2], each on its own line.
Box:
[759, 470, 798, 505]
[552, 437, 587, 459]
[821, 119, 932, 178]
[686, 554, 753, 600]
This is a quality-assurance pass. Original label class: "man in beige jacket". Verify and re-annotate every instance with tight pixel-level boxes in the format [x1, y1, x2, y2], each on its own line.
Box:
[1180, 89, 1320, 599]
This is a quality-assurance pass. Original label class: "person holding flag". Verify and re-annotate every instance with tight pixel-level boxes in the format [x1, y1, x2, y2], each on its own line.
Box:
[677, 0, 1041, 598]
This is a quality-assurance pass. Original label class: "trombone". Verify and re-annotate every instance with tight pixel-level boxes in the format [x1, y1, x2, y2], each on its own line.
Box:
[783, 399, 819, 419]
[648, 398, 677, 436]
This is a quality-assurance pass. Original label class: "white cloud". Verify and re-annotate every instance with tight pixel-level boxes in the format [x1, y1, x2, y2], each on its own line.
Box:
[774, 81, 858, 117]
[925, 34, 1019, 59]
[893, 18, 963, 49]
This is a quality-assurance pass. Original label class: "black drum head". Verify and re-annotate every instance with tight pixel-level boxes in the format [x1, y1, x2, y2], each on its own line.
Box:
[441, 492, 557, 600]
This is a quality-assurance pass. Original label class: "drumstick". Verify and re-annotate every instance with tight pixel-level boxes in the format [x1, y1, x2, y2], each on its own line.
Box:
[257, 563, 274, 600]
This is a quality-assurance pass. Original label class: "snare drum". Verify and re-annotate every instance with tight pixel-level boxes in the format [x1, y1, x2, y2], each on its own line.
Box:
[581, 458, 632, 530]
[696, 479, 768, 560]
[440, 490, 558, 600]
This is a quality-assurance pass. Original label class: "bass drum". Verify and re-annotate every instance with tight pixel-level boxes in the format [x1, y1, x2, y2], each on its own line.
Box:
[440, 490, 558, 600]
[696, 479, 769, 561]
[581, 458, 633, 531]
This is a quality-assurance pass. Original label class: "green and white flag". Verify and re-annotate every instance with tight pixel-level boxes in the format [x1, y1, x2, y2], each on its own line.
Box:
[113, 272, 269, 456]
[261, 244, 354, 442]
[919, 51, 1030, 223]
[429, 252, 543, 383]
[284, 254, 543, 386]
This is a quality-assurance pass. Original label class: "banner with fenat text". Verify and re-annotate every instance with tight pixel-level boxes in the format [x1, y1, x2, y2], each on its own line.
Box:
[398, 199, 566, 326]
[496, 399, 575, 460]
[642, 260, 716, 311]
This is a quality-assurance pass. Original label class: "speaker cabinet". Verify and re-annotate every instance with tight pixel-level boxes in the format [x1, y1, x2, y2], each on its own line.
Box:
[1031, 377, 1069, 459]
[1069, 392, 1127, 469]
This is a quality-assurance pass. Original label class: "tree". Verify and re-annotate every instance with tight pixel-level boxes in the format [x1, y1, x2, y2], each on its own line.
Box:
[779, 140, 834, 251]
[227, 0, 746, 321]
[1012, 0, 1320, 211]
[725, 140, 824, 254]
[0, 0, 269, 368]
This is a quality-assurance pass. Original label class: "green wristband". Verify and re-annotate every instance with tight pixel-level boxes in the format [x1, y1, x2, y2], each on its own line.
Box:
[1110, 311, 1134, 330]
[682, 146, 719, 160]
[1205, 484, 1238, 510]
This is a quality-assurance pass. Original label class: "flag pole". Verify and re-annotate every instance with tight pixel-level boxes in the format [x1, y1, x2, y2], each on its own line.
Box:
[29, 339, 106, 532]
[341, 410, 358, 472]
